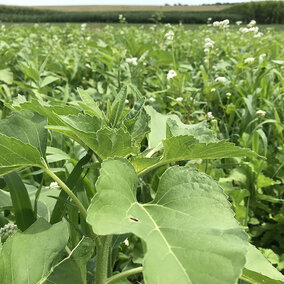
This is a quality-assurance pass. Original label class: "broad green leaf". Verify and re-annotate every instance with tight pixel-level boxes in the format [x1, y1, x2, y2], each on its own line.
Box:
[166, 119, 218, 143]
[132, 137, 257, 174]
[4, 172, 36, 231]
[87, 159, 248, 284]
[14, 99, 81, 125]
[43, 237, 94, 284]
[0, 110, 47, 156]
[144, 105, 178, 149]
[55, 114, 137, 159]
[77, 87, 103, 119]
[163, 136, 257, 160]
[59, 113, 102, 133]
[0, 218, 69, 284]
[241, 244, 284, 284]
[0, 133, 43, 176]
[145, 106, 218, 149]
[0, 68, 13, 85]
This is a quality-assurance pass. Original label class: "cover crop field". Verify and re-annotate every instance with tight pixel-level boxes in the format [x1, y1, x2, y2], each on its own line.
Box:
[0, 20, 284, 284]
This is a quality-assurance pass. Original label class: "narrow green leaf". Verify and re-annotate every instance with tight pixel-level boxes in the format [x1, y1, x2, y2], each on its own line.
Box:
[0, 218, 69, 284]
[40, 76, 59, 88]
[50, 151, 92, 224]
[87, 158, 248, 284]
[109, 85, 127, 127]
[4, 172, 36, 231]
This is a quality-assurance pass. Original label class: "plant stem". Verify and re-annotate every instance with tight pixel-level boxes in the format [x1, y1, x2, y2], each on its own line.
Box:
[96, 235, 112, 284]
[43, 166, 87, 219]
[105, 267, 143, 284]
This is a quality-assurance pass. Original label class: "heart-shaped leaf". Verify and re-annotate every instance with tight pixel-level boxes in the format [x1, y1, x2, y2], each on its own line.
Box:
[87, 158, 248, 284]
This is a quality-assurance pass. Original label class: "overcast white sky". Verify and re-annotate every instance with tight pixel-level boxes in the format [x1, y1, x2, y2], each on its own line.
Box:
[0, 0, 252, 6]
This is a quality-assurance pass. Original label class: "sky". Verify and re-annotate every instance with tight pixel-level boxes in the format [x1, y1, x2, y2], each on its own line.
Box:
[0, 0, 252, 6]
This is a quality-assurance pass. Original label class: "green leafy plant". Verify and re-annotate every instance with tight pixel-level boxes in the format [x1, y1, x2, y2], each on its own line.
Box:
[0, 86, 283, 284]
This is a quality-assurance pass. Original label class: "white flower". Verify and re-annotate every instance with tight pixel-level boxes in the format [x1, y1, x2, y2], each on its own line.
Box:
[211, 88, 216, 92]
[176, 97, 183, 102]
[207, 112, 214, 119]
[119, 14, 123, 20]
[204, 38, 214, 53]
[248, 20, 256, 27]
[81, 23, 87, 30]
[49, 182, 60, 189]
[256, 110, 266, 116]
[254, 32, 263, 38]
[215, 77, 227, 83]
[126, 57, 138, 66]
[125, 99, 129, 104]
[213, 19, 229, 29]
[226, 92, 231, 97]
[208, 17, 212, 21]
[86, 36, 91, 41]
[124, 238, 129, 246]
[165, 30, 174, 41]
[85, 63, 91, 68]
[167, 70, 177, 79]
[236, 21, 242, 25]
[149, 97, 156, 102]
[244, 57, 255, 64]
[239, 27, 249, 33]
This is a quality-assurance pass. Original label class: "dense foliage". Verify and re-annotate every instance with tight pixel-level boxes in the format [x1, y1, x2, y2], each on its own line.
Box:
[0, 22, 284, 283]
[0, 1, 283, 24]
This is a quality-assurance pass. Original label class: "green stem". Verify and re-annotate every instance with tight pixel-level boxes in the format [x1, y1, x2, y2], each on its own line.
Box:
[105, 267, 143, 284]
[96, 235, 112, 284]
[43, 166, 87, 219]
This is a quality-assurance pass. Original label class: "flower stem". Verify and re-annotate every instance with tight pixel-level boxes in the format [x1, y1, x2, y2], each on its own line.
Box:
[105, 267, 143, 284]
[43, 166, 87, 219]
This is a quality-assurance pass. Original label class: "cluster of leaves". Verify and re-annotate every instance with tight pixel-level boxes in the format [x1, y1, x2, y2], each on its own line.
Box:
[0, 22, 283, 283]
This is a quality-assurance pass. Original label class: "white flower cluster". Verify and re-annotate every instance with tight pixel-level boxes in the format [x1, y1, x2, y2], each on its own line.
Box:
[119, 14, 126, 22]
[215, 76, 227, 83]
[239, 21, 263, 37]
[248, 20, 256, 27]
[213, 19, 229, 29]
[165, 30, 174, 41]
[81, 23, 87, 31]
[256, 110, 266, 116]
[167, 70, 177, 79]
[49, 181, 60, 189]
[176, 97, 183, 102]
[244, 57, 255, 64]
[0, 223, 18, 241]
[236, 21, 242, 25]
[126, 57, 138, 66]
[204, 38, 214, 53]
[207, 112, 214, 119]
